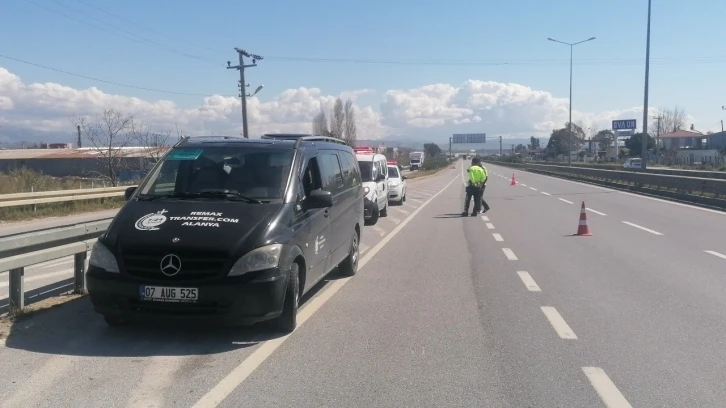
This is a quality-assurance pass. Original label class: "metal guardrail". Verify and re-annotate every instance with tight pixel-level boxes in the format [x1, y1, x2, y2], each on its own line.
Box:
[0, 186, 131, 208]
[528, 161, 726, 180]
[486, 161, 726, 210]
[0, 218, 113, 310]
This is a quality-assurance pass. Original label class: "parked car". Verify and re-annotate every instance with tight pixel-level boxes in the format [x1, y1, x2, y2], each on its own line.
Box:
[623, 158, 642, 169]
[355, 149, 389, 225]
[387, 164, 407, 205]
[86, 134, 364, 333]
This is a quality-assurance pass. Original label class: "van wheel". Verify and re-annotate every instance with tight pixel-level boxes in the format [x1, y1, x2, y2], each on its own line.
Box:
[339, 231, 359, 277]
[402, 192, 406, 202]
[366, 204, 379, 225]
[273, 263, 299, 334]
[380, 203, 388, 217]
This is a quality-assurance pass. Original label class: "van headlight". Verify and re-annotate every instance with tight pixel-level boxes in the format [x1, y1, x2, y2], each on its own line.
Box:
[228, 244, 283, 276]
[89, 241, 120, 273]
[364, 186, 370, 194]
[388, 181, 400, 188]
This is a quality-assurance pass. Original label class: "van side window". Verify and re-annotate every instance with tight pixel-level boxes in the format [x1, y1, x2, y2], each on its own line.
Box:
[301, 157, 323, 199]
[344, 152, 360, 186]
[320, 152, 344, 193]
[339, 152, 357, 188]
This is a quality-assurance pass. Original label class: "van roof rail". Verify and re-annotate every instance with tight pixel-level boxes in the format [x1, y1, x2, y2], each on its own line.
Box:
[260, 133, 348, 149]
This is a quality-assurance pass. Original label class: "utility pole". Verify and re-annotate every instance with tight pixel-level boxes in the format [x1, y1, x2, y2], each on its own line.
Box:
[227, 48, 263, 138]
[641, 0, 653, 169]
[76, 125, 82, 148]
[449, 137, 452, 160]
[499, 136, 503, 157]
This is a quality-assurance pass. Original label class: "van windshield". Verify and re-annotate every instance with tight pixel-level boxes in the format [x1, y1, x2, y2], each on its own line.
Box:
[138, 146, 294, 201]
[358, 161, 374, 182]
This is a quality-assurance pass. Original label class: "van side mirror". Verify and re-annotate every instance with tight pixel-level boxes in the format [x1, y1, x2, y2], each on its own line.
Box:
[376, 174, 386, 182]
[306, 189, 333, 209]
[124, 186, 137, 200]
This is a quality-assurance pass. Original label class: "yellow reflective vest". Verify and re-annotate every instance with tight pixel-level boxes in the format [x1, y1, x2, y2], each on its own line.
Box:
[468, 165, 487, 187]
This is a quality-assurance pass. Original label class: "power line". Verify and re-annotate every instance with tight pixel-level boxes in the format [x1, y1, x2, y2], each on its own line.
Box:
[0, 53, 233, 97]
[24, 0, 221, 67]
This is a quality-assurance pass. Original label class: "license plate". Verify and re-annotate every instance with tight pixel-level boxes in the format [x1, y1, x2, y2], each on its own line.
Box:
[139, 286, 198, 303]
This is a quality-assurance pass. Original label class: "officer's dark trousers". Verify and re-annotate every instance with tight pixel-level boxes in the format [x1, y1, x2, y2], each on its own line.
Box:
[480, 185, 490, 212]
[464, 186, 484, 215]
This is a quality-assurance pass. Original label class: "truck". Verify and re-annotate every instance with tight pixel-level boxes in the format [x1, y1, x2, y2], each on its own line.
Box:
[409, 151, 425, 171]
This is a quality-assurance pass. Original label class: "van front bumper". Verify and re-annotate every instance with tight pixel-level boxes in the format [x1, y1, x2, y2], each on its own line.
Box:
[86, 266, 288, 326]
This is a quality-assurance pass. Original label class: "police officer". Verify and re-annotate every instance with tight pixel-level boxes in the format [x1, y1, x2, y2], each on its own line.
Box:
[462, 157, 488, 216]
[479, 161, 491, 213]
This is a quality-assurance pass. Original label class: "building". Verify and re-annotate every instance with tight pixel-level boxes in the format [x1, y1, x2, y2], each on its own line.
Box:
[658, 130, 707, 150]
[706, 131, 726, 150]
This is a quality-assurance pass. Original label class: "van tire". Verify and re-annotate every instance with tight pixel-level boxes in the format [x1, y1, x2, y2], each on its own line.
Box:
[380, 203, 388, 217]
[339, 231, 359, 277]
[273, 263, 299, 334]
[366, 204, 379, 225]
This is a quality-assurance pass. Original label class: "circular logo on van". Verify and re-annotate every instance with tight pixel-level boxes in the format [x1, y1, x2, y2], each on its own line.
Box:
[135, 209, 169, 231]
[160, 254, 182, 276]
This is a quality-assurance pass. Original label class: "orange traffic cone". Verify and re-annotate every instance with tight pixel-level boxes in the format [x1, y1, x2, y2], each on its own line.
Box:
[510, 173, 517, 186]
[575, 201, 592, 236]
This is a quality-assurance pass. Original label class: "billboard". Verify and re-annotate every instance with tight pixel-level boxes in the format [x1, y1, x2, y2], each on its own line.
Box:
[452, 133, 486, 144]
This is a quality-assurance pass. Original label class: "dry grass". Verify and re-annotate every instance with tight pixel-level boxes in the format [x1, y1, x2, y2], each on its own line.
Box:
[0, 168, 127, 222]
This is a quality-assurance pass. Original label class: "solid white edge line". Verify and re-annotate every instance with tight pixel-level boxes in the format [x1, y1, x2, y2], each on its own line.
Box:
[502, 248, 518, 260]
[704, 250, 726, 260]
[190, 172, 462, 408]
[540, 306, 577, 339]
[621, 221, 663, 236]
[582, 367, 633, 408]
[516, 271, 541, 292]
[492, 233, 503, 242]
[586, 208, 607, 216]
[558, 198, 574, 204]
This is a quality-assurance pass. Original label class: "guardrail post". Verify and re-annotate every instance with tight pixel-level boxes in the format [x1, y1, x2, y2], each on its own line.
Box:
[74, 251, 87, 294]
[9, 267, 25, 310]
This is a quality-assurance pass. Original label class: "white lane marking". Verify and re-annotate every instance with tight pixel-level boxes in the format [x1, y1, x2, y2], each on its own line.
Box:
[388, 216, 401, 225]
[492, 233, 504, 242]
[529, 187, 537, 191]
[502, 248, 518, 260]
[541, 192, 551, 196]
[540, 306, 577, 339]
[191, 174, 462, 408]
[517, 271, 541, 292]
[393, 207, 410, 215]
[403, 202, 419, 210]
[409, 198, 424, 204]
[621, 221, 663, 235]
[582, 367, 633, 408]
[520, 183, 527, 187]
[360, 244, 370, 255]
[586, 208, 607, 216]
[480, 215, 490, 221]
[0, 269, 73, 289]
[558, 198, 574, 204]
[704, 250, 726, 260]
[372, 225, 387, 237]
[486, 223, 495, 230]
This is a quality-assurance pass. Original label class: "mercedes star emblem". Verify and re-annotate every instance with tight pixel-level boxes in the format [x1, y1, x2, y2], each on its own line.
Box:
[160, 254, 182, 276]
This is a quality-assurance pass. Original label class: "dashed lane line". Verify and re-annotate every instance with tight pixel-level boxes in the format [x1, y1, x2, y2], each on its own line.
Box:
[586, 208, 607, 216]
[190, 174, 462, 408]
[486, 223, 495, 230]
[621, 221, 663, 236]
[582, 367, 633, 408]
[492, 233, 504, 242]
[520, 183, 527, 187]
[541, 191, 551, 196]
[704, 250, 726, 260]
[558, 198, 574, 204]
[517, 271, 541, 292]
[529, 187, 537, 191]
[480, 215, 490, 221]
[540, 306, 578, 339]
[502, 248, 518, 260]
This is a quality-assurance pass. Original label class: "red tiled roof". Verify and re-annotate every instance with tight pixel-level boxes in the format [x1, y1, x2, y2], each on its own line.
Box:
[659, 130, 704, 138]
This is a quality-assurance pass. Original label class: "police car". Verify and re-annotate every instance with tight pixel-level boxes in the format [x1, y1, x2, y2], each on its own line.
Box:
[354, 147, 389, 225]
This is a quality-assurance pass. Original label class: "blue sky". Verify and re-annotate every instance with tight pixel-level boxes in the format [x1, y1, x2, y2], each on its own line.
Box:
[1, 0, 725, 140]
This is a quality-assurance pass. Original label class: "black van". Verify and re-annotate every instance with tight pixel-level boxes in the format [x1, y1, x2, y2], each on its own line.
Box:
[86, 134, 364, 333]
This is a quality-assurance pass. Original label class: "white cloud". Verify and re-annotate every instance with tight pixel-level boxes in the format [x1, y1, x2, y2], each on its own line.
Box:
[0, 66, 702, 146]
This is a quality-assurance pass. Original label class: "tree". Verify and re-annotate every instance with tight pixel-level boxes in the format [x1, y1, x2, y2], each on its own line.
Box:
[515, 144, 527, 153]
[130, 122, 172, 167]
[545, 122, 586, 156]
[423, 143, 441, 158]
[651, 106, 687, 134]
[312, 110, 330, 136]
[529, 136, 540, 150]
[593, 129, 615, 151]
[71, 109, 134, 186]
[329, 98, 345, 139]
[343, 99, 357, 146]
[624, 133, 655, 157]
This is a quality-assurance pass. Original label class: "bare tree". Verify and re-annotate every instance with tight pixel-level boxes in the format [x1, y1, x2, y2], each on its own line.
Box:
[130, 122, 171, 170]
[312, 110, 330, 136]
[329, 98, 345, 139]
[343, 99, 358, 146]
[651, 106, 687, 134]
[71, 109, 134, 186]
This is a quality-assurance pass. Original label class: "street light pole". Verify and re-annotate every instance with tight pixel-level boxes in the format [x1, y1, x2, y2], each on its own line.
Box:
[642, 0, 653, 169]
[548, 36, 596, 166]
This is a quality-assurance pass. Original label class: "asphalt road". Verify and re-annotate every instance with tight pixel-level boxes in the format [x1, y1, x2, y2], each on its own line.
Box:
[2, 160, 726, 407]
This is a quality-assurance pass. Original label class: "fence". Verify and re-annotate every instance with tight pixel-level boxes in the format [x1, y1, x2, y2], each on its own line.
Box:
[0, 218, 113, 310]
[485, 161, 726, 210]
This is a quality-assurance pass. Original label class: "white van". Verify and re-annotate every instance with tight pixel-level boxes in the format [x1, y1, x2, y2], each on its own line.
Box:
[356, 150, 389, 225]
